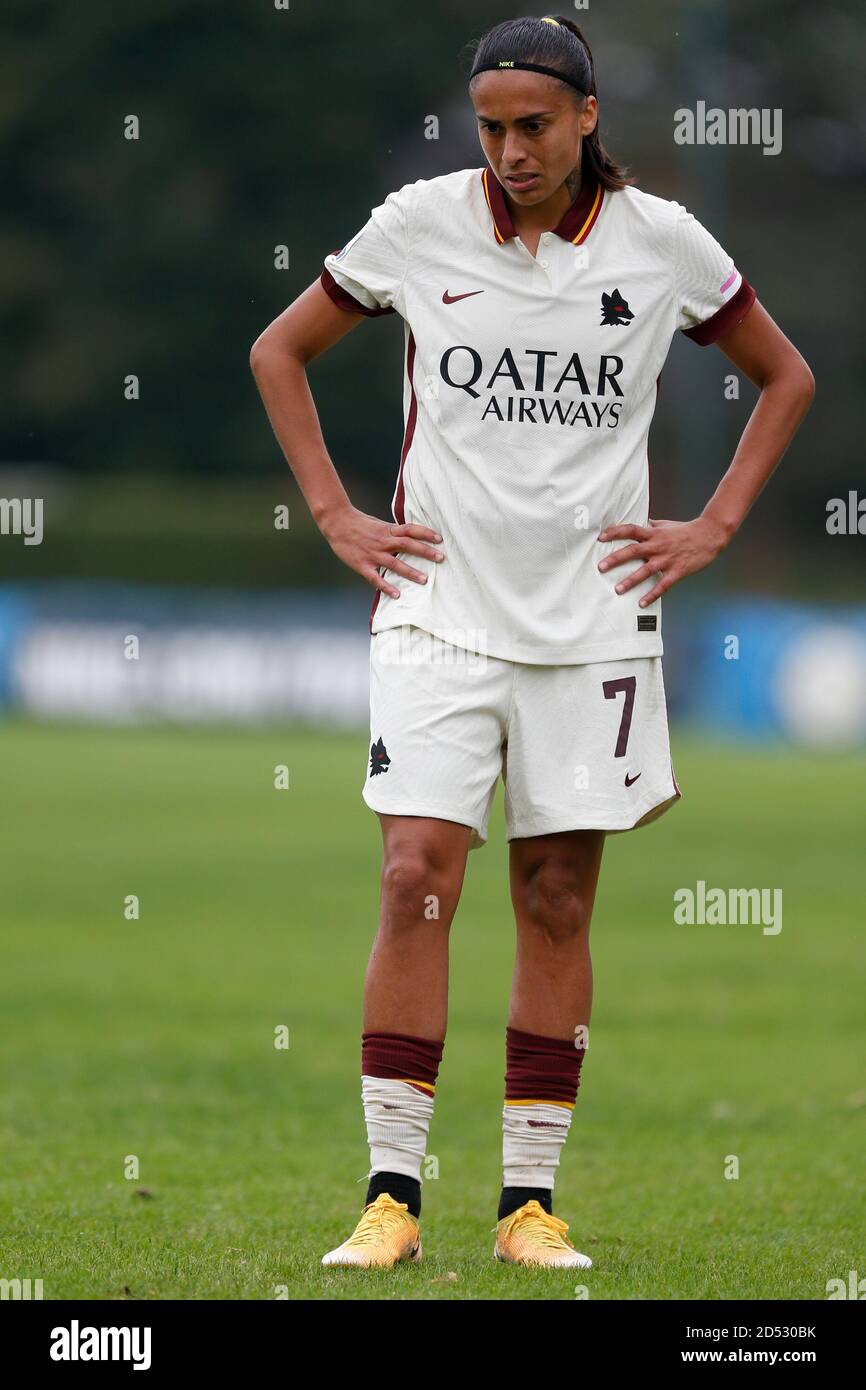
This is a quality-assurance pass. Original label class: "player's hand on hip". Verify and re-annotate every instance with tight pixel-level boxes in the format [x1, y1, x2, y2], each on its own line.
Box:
[321, 505, 444, 599]
[596, 516, 731, 607]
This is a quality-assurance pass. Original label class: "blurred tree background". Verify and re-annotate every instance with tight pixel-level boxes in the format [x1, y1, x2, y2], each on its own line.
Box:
[1, 0, 863, 594]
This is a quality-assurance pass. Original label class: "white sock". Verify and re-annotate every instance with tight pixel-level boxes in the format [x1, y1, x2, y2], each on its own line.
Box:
[502, 1101, 574, 1189]
[362, 1075, 435, 1181]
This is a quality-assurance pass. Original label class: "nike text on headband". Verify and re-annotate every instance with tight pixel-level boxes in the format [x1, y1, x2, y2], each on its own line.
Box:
[468, 60, 589, 97]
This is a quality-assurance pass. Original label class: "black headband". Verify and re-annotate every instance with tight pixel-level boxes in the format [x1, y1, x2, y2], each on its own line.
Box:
[469, 60, 589, 98]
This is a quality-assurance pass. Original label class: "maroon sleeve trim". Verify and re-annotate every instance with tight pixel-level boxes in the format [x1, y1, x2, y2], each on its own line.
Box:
[682, 277, 756, 346]
[319, 264, 395, 317]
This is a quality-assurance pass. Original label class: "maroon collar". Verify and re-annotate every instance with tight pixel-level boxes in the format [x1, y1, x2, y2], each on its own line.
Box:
[481, 165, 605, 246]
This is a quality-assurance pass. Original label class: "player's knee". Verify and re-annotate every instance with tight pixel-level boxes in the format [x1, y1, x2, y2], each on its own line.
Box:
[523, 861, 591, 945]
[380, 849, 454, 931]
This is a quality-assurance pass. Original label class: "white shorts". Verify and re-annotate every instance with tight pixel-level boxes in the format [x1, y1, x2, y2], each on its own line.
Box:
[362, 625, 681, 849]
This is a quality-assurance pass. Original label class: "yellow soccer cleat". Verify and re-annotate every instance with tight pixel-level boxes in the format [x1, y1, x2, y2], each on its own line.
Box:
[494, 1199, 592, 1269]
[321, 1193, 422, 1269]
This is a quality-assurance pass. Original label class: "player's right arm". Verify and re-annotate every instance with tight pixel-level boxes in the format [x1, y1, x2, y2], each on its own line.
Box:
[249, 279, 443, 598]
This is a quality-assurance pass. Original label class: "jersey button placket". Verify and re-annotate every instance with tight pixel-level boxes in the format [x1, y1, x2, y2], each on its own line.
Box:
[540, 233, 552, 284]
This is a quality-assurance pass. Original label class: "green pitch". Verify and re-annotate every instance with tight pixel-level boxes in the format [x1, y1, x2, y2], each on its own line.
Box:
[0, 719, 863, 1301]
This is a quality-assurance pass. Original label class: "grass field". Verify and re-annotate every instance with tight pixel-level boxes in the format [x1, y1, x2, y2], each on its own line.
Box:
[0, 719, 863, 1301]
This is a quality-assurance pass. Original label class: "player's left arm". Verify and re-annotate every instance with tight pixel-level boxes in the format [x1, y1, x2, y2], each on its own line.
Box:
[598, 300, 816, 607]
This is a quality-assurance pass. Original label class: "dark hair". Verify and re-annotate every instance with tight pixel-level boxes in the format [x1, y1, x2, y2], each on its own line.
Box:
[464, 15, 635, 191]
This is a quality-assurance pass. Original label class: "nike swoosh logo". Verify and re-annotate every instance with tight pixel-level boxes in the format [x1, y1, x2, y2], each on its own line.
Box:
[442, 289, 484, 304]
[624, 772, 642, 787]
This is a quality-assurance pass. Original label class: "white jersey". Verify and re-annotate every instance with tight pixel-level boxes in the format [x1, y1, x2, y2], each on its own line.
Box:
[321, 166, 755, 664]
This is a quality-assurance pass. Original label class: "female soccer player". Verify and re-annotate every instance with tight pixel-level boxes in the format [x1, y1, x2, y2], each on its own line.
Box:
[250, 15, 814, 1269]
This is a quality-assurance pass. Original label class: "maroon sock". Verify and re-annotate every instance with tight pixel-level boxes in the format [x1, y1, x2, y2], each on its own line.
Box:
[361, 1030, 443, 1096]
[505, 1025, 586, 1106]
